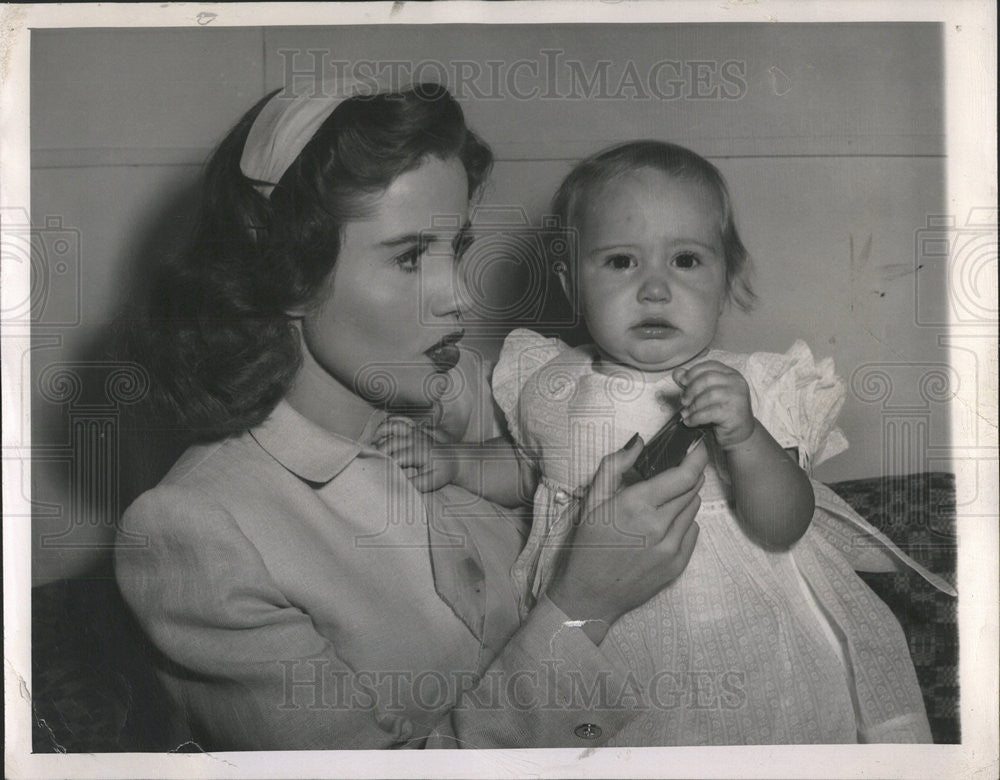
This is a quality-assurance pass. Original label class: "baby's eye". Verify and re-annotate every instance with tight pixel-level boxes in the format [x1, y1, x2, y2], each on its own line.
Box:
[605, 253, 636, 270]
[673, 252, 701, 269]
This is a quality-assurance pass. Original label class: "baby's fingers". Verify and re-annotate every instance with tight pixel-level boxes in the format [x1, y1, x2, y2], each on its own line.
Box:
[409, 471, 439, 493]
[681, 384, 736, 418]
[680, 370, 741, 406]
[674, 359, 732, 387]
[391, 445, 433, 470]
[372, 432, 411, 457]
[681, 403, 729, 429]
[372, 417, 417, 443]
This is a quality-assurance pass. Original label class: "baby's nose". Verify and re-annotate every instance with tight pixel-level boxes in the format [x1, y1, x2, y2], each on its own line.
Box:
[638, 275, 671, 302]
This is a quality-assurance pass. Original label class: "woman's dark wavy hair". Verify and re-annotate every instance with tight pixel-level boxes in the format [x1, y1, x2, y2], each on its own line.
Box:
[551, 140, 755, 311]
[136, 83, 493, 440]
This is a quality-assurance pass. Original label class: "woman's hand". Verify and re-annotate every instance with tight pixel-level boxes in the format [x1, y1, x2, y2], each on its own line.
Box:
[372, 416, 458, 493]
[546, 435, 707, 646]
[674, 360, 755, 449]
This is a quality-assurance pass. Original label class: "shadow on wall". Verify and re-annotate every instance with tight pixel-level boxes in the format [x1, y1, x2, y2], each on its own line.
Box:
[31, 177, 203, 586]
[460, 207, 590, 358]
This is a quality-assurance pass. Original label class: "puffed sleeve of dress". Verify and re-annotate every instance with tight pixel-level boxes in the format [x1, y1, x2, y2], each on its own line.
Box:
[491, 327, 572, 464]
[117, 483, 645, 750]
[737, 339, 849, 473]
[740, 341, 955, 595]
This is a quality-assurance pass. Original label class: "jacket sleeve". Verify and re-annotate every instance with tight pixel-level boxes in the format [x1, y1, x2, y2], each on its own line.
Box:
[116, 485, 641, 750]
[445, 594, 641, 748]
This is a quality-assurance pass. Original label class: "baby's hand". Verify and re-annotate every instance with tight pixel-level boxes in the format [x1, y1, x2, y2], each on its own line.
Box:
[371, 416, 458, 493]
[674, 360, 755, 449]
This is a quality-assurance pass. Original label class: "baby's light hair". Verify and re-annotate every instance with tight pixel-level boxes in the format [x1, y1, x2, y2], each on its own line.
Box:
[551, 140, 755, 312]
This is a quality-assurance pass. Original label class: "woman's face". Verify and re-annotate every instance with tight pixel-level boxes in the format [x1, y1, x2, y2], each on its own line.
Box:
[300, 155, 472, 412]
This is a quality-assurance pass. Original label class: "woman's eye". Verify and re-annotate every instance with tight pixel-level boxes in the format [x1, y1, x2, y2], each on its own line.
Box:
[394, 248, 421, 273]
[674, 252, 701, 269]
[606, 253, 635, 270]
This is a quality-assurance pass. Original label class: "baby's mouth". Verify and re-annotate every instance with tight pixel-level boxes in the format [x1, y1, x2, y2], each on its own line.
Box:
[630, 318, 677, 338]
[424, 330, 464, 372]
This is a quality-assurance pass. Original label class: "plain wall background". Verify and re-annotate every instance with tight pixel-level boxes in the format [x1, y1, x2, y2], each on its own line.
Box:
[29, 24, 951, 584]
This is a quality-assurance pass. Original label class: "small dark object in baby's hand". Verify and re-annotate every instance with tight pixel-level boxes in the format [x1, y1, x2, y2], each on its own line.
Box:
[624, 412, 705, 485]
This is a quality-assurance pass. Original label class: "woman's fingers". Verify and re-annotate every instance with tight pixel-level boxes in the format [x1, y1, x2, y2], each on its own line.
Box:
[634, 476, 702, 546]
[654, 509, 700, 575]
[656, 471, 705, 515]
[584, 433, 644, 511]
[657, 491, 702, 550]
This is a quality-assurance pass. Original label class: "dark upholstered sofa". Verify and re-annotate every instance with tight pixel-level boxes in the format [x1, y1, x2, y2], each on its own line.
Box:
[31, 472, 959, 752]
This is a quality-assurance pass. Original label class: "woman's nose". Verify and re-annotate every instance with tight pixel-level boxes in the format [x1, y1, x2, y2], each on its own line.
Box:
[424, 251, 463, 320]
[638, 274, 671, 303]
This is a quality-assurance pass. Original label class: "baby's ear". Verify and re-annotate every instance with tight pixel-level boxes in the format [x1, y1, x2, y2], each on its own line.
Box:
[553, 260, 572, 302]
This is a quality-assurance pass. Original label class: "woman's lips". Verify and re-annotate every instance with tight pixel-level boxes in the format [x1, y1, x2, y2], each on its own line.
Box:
[425, 330, 464, 371]
[630, 319, 677, 339]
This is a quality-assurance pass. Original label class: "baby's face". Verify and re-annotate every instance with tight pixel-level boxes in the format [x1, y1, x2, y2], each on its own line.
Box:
[572, 169, 728, 373]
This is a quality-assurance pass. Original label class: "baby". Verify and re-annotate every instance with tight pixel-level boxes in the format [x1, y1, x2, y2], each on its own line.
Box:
[375, 140, 953, 745]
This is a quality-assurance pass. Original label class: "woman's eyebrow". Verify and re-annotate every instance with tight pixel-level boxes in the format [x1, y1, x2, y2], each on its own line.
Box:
[379, 221, 471, 249]
[379, 232, 425, 248]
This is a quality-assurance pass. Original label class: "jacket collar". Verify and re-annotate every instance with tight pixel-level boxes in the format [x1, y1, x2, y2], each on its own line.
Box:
[250, 399, 386, 484]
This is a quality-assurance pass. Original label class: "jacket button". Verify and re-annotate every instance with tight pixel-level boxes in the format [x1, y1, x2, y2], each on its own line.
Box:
[574, 723, 602, 740]
[553, 489, 570, 505]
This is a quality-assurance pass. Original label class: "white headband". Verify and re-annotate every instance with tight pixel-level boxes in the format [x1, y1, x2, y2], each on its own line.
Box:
[239, 92, 348, 198]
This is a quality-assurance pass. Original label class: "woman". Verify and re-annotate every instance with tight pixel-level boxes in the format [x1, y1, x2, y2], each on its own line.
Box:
[115, 83, 707, 750]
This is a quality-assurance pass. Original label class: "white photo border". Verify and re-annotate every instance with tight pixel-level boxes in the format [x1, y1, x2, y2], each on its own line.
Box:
[2, 2, 996, 778]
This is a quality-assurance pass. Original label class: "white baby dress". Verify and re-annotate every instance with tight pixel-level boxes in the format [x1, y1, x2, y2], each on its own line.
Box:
[493, 328, 955, 745]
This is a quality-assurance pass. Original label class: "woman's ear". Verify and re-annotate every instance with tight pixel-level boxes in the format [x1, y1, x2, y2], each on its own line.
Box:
[285, 275, 332, 319]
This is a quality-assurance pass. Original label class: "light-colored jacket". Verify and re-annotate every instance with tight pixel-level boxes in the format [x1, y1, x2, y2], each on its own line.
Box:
[115, 400, 640, 750]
